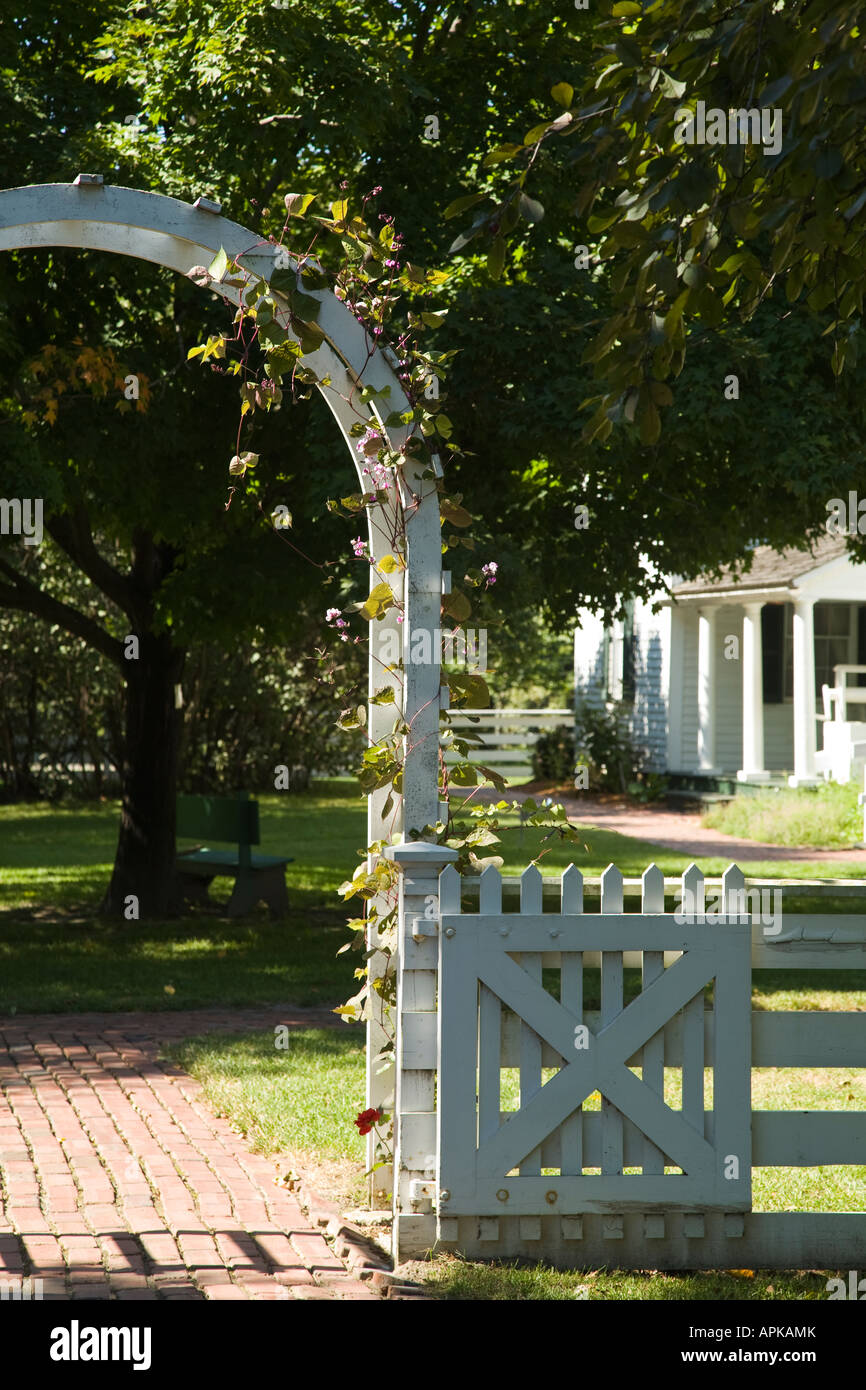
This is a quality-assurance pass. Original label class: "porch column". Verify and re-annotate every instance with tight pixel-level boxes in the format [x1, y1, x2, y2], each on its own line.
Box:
[666, 603, 684, 771]
[789, 596, 818, 786]
[697, 607, 719, 772]
[738, 602, 768, 781]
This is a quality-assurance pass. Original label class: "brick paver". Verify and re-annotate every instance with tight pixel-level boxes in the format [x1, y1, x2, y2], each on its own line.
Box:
[0, 1007, 378, 1301]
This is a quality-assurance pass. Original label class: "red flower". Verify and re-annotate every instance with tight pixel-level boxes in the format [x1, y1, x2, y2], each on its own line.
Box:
[354, 1107, 382, 1136]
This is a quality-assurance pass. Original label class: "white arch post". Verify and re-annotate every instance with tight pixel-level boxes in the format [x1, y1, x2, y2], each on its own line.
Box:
[0, 179, 445, 1202]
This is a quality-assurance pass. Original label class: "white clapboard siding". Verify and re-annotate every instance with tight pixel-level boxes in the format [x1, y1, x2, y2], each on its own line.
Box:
[401, 857, 866, 1268]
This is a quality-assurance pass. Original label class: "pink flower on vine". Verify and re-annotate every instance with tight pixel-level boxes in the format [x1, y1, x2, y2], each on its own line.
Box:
[482, 561, 498, 586]
[326, 607, 350, 641]
[351, 537, 368, 558]
[363, 462, 391, 492]
[356, 426, 383, 457]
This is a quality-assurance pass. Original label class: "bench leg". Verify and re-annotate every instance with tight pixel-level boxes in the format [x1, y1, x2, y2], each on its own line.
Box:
[226, 868, 289, 920]
[266, 870, 289, 922]
[179, 874, 214, 907]
[226, 874, 259, 918]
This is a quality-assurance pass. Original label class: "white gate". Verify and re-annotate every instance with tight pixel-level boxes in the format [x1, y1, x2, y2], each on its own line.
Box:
[436, 863, 752, 1236]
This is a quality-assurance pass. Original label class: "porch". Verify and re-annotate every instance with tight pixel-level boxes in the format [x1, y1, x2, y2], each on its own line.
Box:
[666, 539, 866, 786]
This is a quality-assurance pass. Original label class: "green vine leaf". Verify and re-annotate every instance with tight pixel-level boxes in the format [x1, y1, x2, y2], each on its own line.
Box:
[447, 671, 491, 708]
[360, 582, 396, 621]
[443, 192, 489, 220]
[378, 553, 405, 573]
[441, 588, 472, 622]
[440, 499, 472, 527]
[207, 246, 229, 282]
[285, 192, 315, 217]
[487, 235, 506, 280]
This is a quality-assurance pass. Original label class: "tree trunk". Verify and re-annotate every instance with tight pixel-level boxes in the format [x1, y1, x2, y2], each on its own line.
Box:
[101, 633, 185, 918]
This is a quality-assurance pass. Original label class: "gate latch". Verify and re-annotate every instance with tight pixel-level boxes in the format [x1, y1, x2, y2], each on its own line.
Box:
[406, 915, 438, 946]
[409, 1179, 436, 1203]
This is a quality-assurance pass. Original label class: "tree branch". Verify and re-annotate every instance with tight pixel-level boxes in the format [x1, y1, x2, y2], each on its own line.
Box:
[412, 0, 445, 62]
[0, 556, 125, 667]
[46, 505, 136, 620]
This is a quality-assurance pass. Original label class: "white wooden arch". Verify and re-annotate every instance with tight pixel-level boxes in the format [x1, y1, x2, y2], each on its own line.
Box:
[0, 179, 443, 844]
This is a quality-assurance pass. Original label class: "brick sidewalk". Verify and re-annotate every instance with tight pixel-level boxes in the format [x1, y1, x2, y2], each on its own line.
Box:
[0, 1007, 380, 1301]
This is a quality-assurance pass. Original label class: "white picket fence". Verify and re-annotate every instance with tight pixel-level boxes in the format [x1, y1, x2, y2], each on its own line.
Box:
[441, 708, 572, 783]
[390, 851, 866, 1268]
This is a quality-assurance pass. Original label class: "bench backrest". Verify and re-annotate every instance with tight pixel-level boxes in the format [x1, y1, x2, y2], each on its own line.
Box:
[176, 794, 260, 867]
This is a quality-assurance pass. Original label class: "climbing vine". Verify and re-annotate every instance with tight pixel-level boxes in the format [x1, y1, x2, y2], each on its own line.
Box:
[186, 187, 583, 1170]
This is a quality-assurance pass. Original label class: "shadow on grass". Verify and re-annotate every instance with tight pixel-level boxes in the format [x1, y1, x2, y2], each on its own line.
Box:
[0, 905, 356, 1014]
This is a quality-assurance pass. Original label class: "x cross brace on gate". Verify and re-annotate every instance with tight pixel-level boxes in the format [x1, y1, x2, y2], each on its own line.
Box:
[473, 942, 719, 1178]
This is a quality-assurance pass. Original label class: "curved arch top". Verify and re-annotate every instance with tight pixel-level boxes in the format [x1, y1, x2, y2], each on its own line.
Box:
[0, 179, 443, 838]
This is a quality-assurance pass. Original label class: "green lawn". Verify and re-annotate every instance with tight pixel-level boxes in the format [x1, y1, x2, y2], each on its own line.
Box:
[0, 778, 367, 917]
[404, 1262, 833, 1301]
[0, 779, 368, 1013]
[164, 1027, 369, 1207]
[2, 779, 866, 1014]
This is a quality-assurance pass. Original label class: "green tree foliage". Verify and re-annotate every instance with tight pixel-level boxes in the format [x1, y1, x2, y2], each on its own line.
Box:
[0, 2, 361, 911]
[0, 542, 363, 804]
[82, 0, 599, 626]
[4, 0, 866, 921]
[443, 0, 866, 616]
[446, 0, 866, 429]
[0, 541, 125, 802]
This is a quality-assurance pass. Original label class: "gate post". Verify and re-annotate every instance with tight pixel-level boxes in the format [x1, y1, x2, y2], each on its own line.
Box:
[384, 840, 458, 1265]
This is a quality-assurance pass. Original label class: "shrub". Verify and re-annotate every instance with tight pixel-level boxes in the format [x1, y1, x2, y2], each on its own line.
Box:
[702, 781, 862, 848]
[628, 772, 670, 803]
[531, 724, 575, 782]
[574, 701, 644, 793]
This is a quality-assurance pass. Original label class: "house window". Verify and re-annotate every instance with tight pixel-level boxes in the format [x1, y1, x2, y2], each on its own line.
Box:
[776, 601, 858, 702]
[814, 602, 855, 695]
[782, 604, 794, 700]
[762, 605, 785, 703]
[622, 602, 636, 703]
[761, 603, 863, 705]
[857, 606, 866, 685]
[604, 604, 636, 704]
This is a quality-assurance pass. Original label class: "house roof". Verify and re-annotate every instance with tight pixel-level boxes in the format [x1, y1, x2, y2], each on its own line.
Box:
[671, 534, 851, 597]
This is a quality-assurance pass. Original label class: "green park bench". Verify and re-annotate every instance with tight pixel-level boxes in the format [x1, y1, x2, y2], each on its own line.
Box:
[175, 792, 292, 919]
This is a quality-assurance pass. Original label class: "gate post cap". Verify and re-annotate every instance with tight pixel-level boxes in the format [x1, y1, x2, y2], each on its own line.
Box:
[384, 839, 459, 866]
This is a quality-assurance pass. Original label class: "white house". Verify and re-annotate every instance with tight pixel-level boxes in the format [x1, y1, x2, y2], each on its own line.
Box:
[573, 535, 866, 787]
